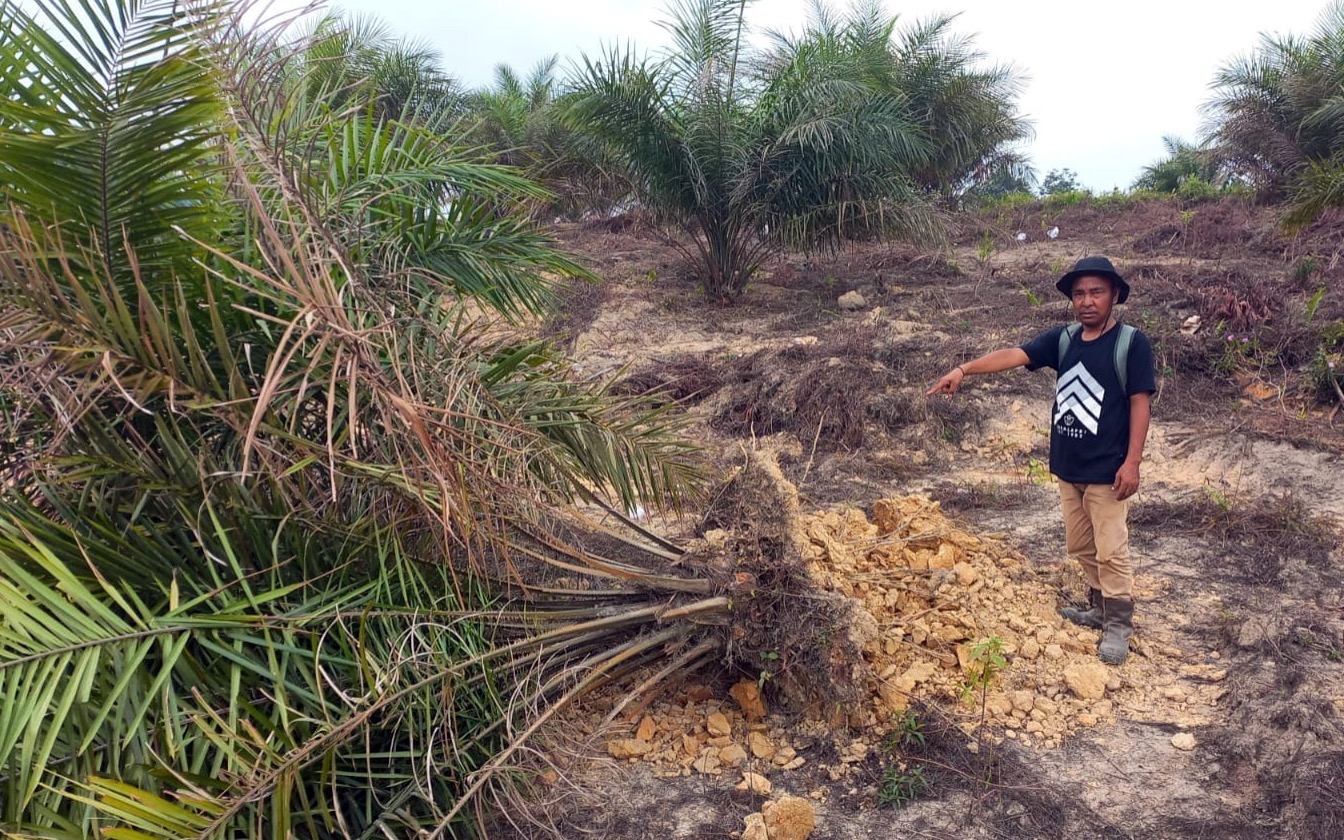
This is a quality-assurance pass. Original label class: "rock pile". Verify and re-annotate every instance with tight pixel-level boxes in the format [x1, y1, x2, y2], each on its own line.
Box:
[797, 496, 1226, 745]
[592, 495, 1229, 828]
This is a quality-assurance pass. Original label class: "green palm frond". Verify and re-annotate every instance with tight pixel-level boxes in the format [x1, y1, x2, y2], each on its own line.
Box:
[1, 2, 727, 836]
[0, 0, 224, 278]
[1205, 1, 1344, 215]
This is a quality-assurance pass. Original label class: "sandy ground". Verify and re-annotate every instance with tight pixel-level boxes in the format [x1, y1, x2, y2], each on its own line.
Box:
[500, 199, 1344, 839]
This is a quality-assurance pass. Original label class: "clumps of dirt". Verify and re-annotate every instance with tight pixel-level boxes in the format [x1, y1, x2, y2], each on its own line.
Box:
[703, 325, 975, 452]
[709, 348, 895, 450]
[1292, 752, 1344, 839]
[695, 447, 869, 712]
[795, 496, 1229, 745]
[1128, 198, 1284, 259]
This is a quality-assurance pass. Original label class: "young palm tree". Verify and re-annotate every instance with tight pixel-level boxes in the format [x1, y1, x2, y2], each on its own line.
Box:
[569, 0, 934, 300]
[1206, 1, 1344, 221]
[293, 9, 464, 126]
[468, 57, 627, 218]
[0, 1, 728, 836]
[762, 2, 1033, 201]
[1132, 135, 1227, 193]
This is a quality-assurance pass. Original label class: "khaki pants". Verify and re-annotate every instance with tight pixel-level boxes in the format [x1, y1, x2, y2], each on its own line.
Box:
[1058, 482, 1134, 601]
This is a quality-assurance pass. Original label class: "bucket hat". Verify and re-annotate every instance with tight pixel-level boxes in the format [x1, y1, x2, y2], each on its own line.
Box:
[1055, 256, 1130, 304]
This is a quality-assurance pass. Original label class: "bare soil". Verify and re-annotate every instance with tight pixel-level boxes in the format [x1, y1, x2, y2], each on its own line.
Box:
[504, 197, 1344, 840]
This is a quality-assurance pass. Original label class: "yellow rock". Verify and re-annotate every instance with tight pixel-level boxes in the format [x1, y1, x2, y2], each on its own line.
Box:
[1064, 662, 1108, 700]
[738, 772, 773, 795]
[693, 748, 721, 774]
[743, 813, 769, 840]
[636, 715, 657, 741]
[607, 739, 652, 759]
[953, 561, 978, 586]
[930, 543, 961, 570]
[749, 730, 777, 760]
[681, 734, 699, 757]
[720, 743, 749, 767]
[763, 794, 817, 840]
[707, 711, 732, 737]
[872, 499, 902, 534]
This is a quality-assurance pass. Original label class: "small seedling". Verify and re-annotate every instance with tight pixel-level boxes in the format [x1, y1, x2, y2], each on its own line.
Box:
[884, 708, 926, 752]
[877, 763, 929, 808]
[1202, 482, 1232, 513]
[961, 636, 1007, 779]
[960, 636, 1006, 706]
[758, 650, 780, 688]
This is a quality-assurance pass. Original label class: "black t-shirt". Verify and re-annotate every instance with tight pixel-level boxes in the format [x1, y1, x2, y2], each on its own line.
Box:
[1020, 322, 1157, 484]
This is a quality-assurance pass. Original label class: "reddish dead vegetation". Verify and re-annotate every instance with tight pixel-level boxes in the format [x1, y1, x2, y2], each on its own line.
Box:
[704, 329, 960, 453]
[609, 357, 725, 407]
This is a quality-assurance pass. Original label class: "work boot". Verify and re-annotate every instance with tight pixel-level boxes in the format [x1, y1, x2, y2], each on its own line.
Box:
[1099, 598, 1134, 665]
[1061, 587, 1104, 630]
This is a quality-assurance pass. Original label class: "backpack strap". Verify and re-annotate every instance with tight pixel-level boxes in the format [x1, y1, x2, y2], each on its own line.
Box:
[1113, 323, 1136, 394]
[1057, 323, 1081, 367]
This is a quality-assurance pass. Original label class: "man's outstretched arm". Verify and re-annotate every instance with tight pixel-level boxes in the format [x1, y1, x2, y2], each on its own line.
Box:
[927, 348, 1031, 395]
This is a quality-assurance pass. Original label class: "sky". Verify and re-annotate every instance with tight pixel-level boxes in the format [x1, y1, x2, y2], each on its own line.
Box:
[301, 0, 1335, 192]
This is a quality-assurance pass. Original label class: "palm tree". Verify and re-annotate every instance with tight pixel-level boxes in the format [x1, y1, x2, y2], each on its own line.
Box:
[763, 2, 1033, 200]
[0, 1, 728, 836]
[469, 57, 627, 217]
[569, 0, 934, 300]
[1132, 135, 1227, 193]
[1206, 1, 1344, 222]
[293, 9, 464, 126]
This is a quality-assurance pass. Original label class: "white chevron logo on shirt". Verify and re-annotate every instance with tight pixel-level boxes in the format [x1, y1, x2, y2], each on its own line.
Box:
[1054, 363, 1103, 435]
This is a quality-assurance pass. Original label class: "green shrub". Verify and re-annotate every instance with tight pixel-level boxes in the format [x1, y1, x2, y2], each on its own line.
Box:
[991, 189, 1037, 209]
[1177, 176, 1218, 203]
[1292, 255, 1321, 285]
[1043, 188, 1091, 206]
[1312, 321, 1344, 403]
[878, 763, 930, 808]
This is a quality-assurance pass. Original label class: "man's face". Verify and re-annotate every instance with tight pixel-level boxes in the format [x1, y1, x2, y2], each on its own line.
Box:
[1071, 274, 1117, 328]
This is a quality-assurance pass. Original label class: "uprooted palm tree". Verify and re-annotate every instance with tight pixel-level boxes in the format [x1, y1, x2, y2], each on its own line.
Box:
[1205, 0, 1344, 225]
[569, 0, 936, 300]
[0, 1, 808, 836]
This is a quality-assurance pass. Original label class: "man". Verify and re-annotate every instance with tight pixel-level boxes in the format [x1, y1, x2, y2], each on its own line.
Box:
[926, 256, 1156, 665]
